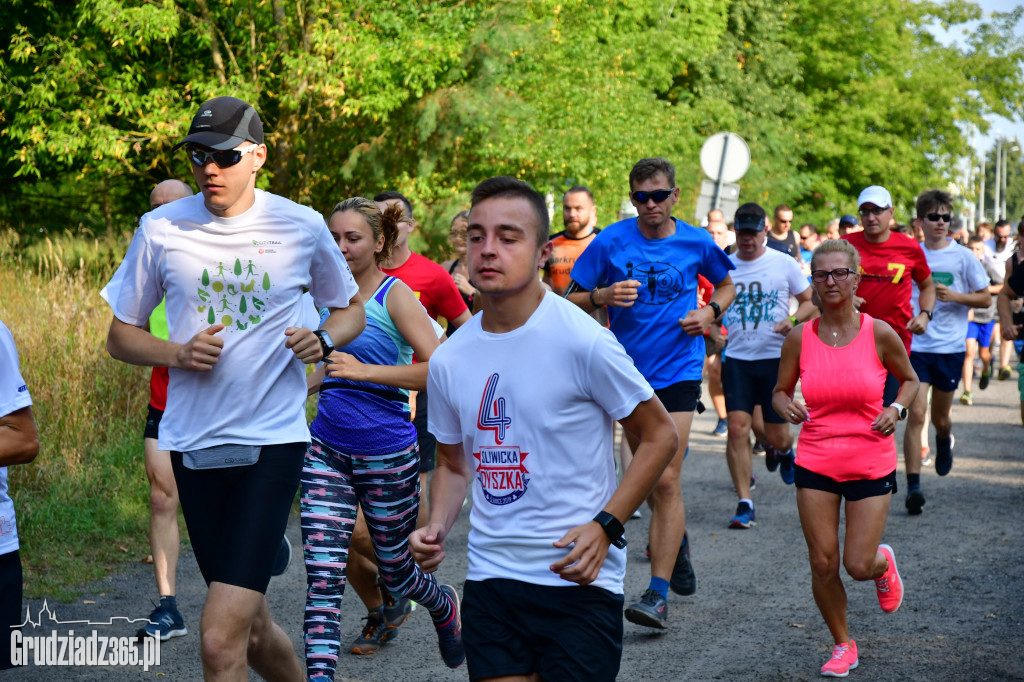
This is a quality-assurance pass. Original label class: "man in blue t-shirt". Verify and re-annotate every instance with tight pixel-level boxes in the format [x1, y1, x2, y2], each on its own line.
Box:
[567, 157, 735, 629]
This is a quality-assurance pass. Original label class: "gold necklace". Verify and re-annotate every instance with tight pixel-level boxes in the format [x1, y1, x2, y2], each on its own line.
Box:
[823, 318, 856, 347]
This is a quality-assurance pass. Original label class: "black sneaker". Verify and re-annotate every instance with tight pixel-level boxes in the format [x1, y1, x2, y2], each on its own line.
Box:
[270, 536, 291, 577]
[137, 599, 187, 641]
[669, 533, 696, 596]
[764, 443, 779, 472]
[905, 484, 926, 515]
[350, 607, 388, 655]
[935, 435, 954, 476]
[979, 371, 991, 390]
[433, 585, 465, 669]
[624, 589, 668, 629]
[379, 576, 412, 632]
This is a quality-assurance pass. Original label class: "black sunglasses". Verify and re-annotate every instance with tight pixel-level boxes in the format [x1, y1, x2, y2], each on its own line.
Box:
[631, 188, 675, 204]
[924, 213, 951, 223]
[811, 268, 856, 283]
[859, 207, 888, 217]
[186, 144, 259, 168]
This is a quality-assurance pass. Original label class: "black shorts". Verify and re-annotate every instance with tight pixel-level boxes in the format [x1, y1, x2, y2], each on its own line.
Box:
[413, 390, 436, 473]
[883, 371, 900, 406]
[795, 466, 897, 501]
[653, 379, 702, 413]
[910, 351, 965, 393]
[722, 356, 785, 422]
[170, 442, 303, 593]
[0, 550, 22, 671]
[462, 578, 624, 682]
[143, 405, 163, 440]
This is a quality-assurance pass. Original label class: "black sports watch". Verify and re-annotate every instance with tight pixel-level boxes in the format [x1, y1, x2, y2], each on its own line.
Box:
[313, 329, 335, 361]
[708, 301, 722, 320]
[920, 309, 933, 321]
[593, 511, 627, 549]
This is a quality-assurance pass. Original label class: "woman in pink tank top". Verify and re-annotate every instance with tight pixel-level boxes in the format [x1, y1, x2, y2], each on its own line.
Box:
[772, 239, 919, 678]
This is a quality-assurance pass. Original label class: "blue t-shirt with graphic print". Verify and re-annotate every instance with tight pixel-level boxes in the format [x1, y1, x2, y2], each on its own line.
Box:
[570, 217, 734, 387]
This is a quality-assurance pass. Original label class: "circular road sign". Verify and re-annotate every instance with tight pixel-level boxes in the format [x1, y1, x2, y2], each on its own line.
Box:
[700, 132, 751, 183]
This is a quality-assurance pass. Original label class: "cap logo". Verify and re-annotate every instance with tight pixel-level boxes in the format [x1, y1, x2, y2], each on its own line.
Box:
[200, 110, 213, 118]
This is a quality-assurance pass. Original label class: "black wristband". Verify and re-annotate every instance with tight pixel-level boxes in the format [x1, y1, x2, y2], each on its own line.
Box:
[920, 309, 933, 321]
[589, 288, 601, 308]
[708, 301, 722, 320]
[593, 510, 627, 549]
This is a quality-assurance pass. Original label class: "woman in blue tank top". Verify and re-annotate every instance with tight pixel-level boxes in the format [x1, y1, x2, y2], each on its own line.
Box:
[301, 198, 464, 680]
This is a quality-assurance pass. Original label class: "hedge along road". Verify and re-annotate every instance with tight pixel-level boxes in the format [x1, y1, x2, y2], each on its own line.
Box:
[7, 373, 1023, 681]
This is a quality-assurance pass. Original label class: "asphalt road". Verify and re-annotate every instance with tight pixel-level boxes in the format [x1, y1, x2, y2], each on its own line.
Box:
[7, 370, 1023, 681]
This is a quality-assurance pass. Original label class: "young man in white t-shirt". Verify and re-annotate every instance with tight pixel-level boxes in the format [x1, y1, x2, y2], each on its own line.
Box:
[0, 321, 40, 671]
[903, 190, 990, 515]
[410, 176, 677, 681]
[101, 96, 365, 681]
[721, 203, 816, 529]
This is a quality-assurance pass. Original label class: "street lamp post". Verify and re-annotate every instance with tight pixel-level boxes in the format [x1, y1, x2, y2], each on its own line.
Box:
[1002, 143, 1019, 221]
[994, 139, 1002, 221]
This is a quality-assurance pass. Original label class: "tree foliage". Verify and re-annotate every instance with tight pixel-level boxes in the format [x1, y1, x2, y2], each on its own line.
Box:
[1, 0, 1022, 254]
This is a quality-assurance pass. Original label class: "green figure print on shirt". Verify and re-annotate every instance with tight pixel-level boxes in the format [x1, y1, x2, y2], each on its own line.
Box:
[197, 257, 271, 332]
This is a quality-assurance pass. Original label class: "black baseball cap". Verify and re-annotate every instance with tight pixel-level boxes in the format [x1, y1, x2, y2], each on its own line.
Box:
[172, 96, 264, 151]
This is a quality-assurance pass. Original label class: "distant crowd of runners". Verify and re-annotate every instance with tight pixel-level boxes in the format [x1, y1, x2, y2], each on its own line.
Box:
[2, 95, 1022, 680]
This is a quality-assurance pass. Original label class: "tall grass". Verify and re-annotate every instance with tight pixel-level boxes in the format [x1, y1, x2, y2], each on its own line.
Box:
[0, 264, 153, 599]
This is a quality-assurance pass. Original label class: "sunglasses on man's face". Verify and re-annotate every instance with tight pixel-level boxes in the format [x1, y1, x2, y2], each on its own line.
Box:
[631, 188, 675, 204]
[186, 144, 259, 168]
[924, 213, 951, 223]
[859, 207, 889, 217]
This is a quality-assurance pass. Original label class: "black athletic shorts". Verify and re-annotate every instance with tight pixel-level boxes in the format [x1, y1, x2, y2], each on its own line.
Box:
[795, 466, 897, 501]
[170, 442, 303, 593]
[0, 550, 22, 670]
[413, 390, 436, 473]
[143, 405, 163, 440]
[653, 379, 702, 413]
[462, 578, 624, 682]
[722, 356, 785, 422]
[910, 351, 965, 393]
[883, 371, 900, 406]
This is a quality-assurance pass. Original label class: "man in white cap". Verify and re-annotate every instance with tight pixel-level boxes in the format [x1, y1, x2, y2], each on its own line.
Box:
[102, 96, 365, 680]
[843, 186, 935, 507]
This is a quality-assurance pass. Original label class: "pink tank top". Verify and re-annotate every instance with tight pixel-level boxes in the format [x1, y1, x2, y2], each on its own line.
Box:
[797, 313, 896, 481]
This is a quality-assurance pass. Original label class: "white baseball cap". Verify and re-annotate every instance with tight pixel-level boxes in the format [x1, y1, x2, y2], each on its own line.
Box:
[857, 185, 892, 209]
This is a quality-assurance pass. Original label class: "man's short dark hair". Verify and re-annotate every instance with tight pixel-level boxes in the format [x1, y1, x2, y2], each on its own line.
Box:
[994, 219, 1012, 231]
[735, 202, 767, 219]
[563, 185, 594, 203]
[373, 191, 414, 219]
[629, 157, 675, 189]
[470, 176, 550, 247]
[915, 189, 953, 218]
[774, 204, 792, 215]
[968, 234, 984, 245]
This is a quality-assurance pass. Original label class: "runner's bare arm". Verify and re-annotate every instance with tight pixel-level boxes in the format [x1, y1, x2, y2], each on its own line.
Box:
[772, 326, 807, 423]
[908, 274, 935, 334]
[409, 441, 471, 573]
[997, 283, 1022, 340]
[107, 316, 223, 371]
[935, 285, 992, 308]
[872, 319, 919, 431]
[566, 279, 642, 312]
[289, 293, 366, 363]
[0, 406, 39, 466]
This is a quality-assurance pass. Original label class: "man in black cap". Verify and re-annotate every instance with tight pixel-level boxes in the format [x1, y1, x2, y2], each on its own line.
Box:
[102, 96, 366, 680]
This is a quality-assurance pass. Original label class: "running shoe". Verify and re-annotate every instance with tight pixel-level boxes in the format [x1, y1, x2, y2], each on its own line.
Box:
[379, 576, 412, 631]
[753, 440, 767, 457]
[820, 640, 859, 677]
[711, 418, 728, 437]
[778, 449, 796, 485]
[905, 484, 925, 516]
[350, 607, 388, 655]
[137, 598, 187, 641]
[935, 434, 953, 476]
[958, 390, 973, 406]
[729, 501, 756, 529]
[669, 533, 697, 596]
[433, 585, 465, 668]
[270, 536, 291, 577]
[732, 477, 756, 493]
[979, 371, 991, 390]
[624, 589, 668, 629]
[999, 366, 1012, 381]
[631, 508, 643, 519]
[921, 446, 932, 467]
[874, 544, 904, 613]
[764, 443, 779, 471]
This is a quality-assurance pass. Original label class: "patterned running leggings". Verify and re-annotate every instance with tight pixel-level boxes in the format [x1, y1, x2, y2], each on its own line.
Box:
[300, 436, 450, 681]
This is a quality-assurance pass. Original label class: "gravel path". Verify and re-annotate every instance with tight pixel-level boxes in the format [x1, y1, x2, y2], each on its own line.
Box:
[7, 373, 1023, 681]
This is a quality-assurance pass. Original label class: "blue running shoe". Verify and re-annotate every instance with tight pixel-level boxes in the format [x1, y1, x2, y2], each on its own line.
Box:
[778, 448, 795, 485]
[729, 501, 756, 529]
[935, 434, 954, 476]
[711, 418, 728, 437]
[271, 536, 291, 577]
[137, 597, 187, 641]
[434, 585, 465, 669]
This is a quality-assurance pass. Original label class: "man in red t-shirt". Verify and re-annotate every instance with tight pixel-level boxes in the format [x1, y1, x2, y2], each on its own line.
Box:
[342, 191, 471, 656]
[844, 185, 934, 406]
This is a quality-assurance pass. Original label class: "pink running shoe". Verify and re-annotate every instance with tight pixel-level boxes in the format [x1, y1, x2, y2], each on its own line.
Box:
[820, 640, 858, 677]
[875, 544, 904, 613]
